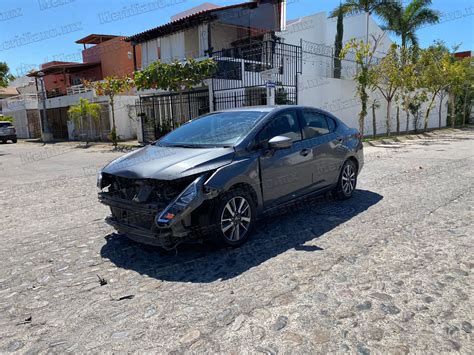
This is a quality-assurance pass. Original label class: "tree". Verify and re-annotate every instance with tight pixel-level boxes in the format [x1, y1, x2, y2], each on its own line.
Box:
[84, 76, 134, 146]
[0, 62, 15, 88]
[419, 42, 455, 131]
[409, 95, 425, 132]
[0, 115, 14, 122]
[383, 0, 440, 49]
[330, 1, 394, 51]
[369, 44, 404, 136]
[369, 98, 380, 138]
[134, 58, 217, 128]
[461, 60, 474, 126]
[340, 35, 382, 135]
[329, 4, 345, 79]
[436, 90, 448, 128]
[67, 98, 101, 145]
[446, 57, 471, 127]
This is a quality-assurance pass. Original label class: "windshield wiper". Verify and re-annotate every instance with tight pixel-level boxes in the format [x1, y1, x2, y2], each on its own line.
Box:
[168, 144, 203, 148]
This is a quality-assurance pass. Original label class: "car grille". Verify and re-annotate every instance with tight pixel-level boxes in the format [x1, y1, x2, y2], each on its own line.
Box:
[99, 173, 196, 229]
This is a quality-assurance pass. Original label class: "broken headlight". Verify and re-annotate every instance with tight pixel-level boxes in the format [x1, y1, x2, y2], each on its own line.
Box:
[97, 170, 103, 189]
[156, 176, 203, 225]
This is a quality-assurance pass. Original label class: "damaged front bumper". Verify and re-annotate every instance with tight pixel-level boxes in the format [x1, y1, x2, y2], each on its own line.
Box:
[98, 174, 218, 248]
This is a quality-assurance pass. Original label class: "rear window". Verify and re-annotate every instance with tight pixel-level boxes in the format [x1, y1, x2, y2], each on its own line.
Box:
[0, 122, 13, 127]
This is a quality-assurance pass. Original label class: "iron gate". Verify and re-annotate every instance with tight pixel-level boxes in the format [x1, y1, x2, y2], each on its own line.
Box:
[211, 40, 302, 110]
[137, 88, 210, 142]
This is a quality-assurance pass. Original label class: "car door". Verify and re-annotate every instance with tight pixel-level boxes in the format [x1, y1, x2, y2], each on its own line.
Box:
[299, 109, 338, 188]
[324, 115, 349, 184]
[257, 109, 313, 207]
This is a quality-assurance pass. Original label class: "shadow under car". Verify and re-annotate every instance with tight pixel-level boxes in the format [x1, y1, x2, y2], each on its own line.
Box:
[100, 189, 382, 283]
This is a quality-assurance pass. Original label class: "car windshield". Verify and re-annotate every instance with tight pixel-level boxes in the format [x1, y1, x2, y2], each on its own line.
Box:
[0, 122, 12, 127]
[158, 111, 267, 147]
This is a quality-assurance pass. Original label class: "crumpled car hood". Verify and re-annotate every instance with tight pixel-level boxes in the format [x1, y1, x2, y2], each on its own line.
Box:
[102, 144, 235, 180]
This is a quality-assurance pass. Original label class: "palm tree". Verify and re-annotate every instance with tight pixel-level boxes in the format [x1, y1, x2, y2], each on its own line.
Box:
[383, 0, 440, 49]
[0, 62, 15, 88]
[330, 1, 394, 49]
[67, 98, 101, 145]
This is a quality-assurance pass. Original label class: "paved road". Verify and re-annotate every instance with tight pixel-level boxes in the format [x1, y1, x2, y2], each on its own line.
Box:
[0, 130, 472, 353]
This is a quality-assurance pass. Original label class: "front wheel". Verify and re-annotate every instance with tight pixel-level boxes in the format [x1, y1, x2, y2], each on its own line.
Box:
[210, 189, 256, 247]
[334, 160, 357, 200]
[12, 138, 17, 143]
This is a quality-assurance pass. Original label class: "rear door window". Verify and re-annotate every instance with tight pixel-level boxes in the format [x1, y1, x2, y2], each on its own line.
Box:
[326, 116, 337, 132]
[300, 110, 330, 139]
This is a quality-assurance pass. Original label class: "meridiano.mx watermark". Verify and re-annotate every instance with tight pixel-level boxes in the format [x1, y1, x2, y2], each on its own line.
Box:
[0, 22, 83, 51]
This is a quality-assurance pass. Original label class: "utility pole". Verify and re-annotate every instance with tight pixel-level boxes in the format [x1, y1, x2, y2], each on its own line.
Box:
[37, 71, 53, 142]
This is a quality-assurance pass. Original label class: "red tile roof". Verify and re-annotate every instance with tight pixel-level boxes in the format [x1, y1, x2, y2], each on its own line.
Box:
[125, 1, 258, 44]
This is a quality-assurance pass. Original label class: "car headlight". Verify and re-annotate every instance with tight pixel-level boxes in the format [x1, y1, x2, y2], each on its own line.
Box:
[156, 176, 202, 225]
[97, 170, 103, 189]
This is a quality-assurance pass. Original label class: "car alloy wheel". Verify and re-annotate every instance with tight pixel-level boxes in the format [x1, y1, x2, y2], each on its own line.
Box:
[341, 164, 356, 195]
[220, 196, 252, 242]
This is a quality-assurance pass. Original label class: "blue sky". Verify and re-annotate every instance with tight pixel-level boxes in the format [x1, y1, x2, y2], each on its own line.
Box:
[1, 0, 473, 77]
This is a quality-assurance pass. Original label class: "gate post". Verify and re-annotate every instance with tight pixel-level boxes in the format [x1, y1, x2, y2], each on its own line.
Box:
[206, 79, 214, 112]
[266, 84, 276, 106]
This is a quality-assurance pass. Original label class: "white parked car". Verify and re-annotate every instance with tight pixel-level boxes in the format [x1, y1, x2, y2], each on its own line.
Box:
[0, 121, 17, 143]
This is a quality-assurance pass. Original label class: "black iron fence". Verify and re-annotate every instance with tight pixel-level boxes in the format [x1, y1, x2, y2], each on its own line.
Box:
[213, 86, 297, 111]
[136, 40, 303, 142]
[137, 88, 209, 142]
[211, 40, 302, 90]
[211, 40, 302, 110]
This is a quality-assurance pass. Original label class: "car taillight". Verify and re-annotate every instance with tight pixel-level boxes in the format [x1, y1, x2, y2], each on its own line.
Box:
[355, 132, 363, 140]
[12, 128, 16, 134]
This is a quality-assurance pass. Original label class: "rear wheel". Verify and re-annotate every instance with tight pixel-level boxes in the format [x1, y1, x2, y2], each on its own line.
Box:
[334, 160, 357, 200]
[1, 140, 6, 144]
[211, 189, 256, 247]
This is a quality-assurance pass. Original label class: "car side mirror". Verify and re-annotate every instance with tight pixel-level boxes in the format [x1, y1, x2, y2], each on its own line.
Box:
[268, 135, 293, 150]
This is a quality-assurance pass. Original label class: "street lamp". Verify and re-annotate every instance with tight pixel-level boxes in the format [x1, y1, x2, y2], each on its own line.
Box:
[37, 71, 53, 142]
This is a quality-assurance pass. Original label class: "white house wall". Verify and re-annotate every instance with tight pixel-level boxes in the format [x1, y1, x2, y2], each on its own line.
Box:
[7, 109, 29, 138]
[111, 95, 138, 140]
[280, 12, 393, 80]
[298, 75, 447, 136]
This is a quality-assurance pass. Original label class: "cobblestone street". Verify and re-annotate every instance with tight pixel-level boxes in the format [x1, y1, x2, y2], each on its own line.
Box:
[0, 129, 472, 353]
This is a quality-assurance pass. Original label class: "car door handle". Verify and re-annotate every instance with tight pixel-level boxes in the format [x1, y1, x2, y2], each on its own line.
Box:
[300, 149, 310, 156]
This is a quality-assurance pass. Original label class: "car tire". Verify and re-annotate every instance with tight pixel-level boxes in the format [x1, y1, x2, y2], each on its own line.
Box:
[12, 138, 17, 143]
[210, 188, 256, 247]
[334, 159, 358, 200]
[1, 140, 6, 144]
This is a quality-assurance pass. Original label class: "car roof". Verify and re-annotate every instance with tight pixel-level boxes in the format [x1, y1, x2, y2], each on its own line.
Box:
[214, 105, 338, 118]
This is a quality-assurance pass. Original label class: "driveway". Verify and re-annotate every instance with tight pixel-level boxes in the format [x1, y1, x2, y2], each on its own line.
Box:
[0, 129, 472, 353]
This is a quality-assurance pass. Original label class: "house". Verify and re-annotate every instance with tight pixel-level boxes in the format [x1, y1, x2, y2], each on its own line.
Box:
[26, 34, 142, 141]
[0, 86, 19, 115]
[126, 0, 287, 141]
[131, 0, 450, 140]
[0, 77, 41, 139]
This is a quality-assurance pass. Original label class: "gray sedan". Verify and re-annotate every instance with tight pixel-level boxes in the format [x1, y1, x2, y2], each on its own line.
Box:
[97, 106, 364, 249]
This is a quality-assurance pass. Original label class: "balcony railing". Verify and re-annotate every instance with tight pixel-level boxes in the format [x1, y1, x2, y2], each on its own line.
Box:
[66, 84, 93, 96]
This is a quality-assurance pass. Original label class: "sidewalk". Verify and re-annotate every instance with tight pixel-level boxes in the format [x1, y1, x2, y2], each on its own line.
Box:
[18, 138, 143, 151]
[362, 127, 471, 148]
